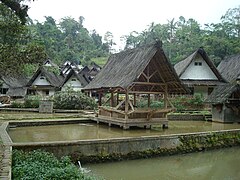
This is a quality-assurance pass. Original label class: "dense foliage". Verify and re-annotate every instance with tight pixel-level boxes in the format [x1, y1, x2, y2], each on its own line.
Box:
[53, 90, 97, 110]
[12, 149, 97, 180]
[123, 6, 240, 65]
[1, 1, 239, 76]
[136, 94, 204, 111]
[0, 2, 47, 76]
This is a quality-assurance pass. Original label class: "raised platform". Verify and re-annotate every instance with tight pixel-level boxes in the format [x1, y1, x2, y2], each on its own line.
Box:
[95, 106, 172, 129]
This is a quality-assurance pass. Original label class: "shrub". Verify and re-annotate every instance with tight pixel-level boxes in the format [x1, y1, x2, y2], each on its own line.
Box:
[53, 90, 97, 110]
[24, 95, 41, 108]
[12, 149, 98, 180]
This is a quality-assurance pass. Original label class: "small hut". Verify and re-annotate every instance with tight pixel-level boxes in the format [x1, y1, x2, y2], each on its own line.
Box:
[206, 82, 240, 123]
[84, 41, 187, 129]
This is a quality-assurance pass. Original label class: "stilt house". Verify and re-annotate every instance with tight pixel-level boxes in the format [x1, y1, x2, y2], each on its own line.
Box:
[84, 41, 187, 129]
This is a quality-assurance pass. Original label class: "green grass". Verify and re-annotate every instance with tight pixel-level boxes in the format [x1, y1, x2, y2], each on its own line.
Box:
[91, 57, 108, 67]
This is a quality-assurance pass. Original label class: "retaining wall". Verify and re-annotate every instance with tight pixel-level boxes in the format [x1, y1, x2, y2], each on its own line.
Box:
[8, 120, 240, 163]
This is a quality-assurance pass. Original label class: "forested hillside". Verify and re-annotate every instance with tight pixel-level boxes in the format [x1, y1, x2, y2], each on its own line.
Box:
[0, 0, 239, 76]
[122, 6, 240, 65]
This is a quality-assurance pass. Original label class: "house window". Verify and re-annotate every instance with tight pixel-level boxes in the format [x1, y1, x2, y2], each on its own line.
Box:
[45, 90, 49, 96]
[194, 62, 202, 66]
[40, 76, 45, 80]
[71, 78, 77, 82]
[0, 88, 8, 94]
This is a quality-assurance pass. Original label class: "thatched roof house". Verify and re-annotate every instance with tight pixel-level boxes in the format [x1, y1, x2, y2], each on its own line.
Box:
[27, 66, 64, 96]
[0, 75, 29, 97]
[84, 41, 187, 129]
[174, 48, 226, 97]
[61, 68, 90, 91]
[217, 54, 240, 83]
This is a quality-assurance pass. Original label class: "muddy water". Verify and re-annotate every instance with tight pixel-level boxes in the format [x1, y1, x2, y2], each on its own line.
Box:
[9, 121, 240, 143]
[87, 147, 240, 180]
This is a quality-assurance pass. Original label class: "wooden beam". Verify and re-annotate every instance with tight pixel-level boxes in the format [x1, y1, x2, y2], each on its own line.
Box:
[133, 82, 167, 86]
[129, 91, 163, 94]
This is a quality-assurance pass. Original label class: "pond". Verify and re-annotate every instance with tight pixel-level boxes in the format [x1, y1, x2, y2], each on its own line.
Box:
[9, 121, 240, 143]
[86, 147, 240, 180]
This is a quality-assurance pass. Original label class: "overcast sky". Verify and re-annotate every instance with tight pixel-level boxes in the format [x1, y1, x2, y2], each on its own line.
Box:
[27, 0, 239, 49]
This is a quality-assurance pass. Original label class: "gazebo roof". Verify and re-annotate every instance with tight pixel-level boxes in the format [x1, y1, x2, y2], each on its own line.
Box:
[84, 41, 187, 94]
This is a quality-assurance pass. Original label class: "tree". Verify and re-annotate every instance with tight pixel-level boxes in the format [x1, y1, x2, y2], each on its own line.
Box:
[0, 2, 46, 76]
[0, 0, 33, 24]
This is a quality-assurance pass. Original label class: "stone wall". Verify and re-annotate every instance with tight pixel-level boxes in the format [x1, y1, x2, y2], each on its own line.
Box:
[12, 128, 240, 163]
[167, 114, 205, 121]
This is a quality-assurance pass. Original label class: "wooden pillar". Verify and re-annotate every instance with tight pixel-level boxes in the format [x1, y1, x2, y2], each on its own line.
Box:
[125, 89, 129, 120]
[164, 85, 168, 108]
[148, 94, 151, 108]
[110, 91, 114, 107]
[133, 93, 136, 107]
[98, 93, 102, 106]
[117, 93, 119, 105]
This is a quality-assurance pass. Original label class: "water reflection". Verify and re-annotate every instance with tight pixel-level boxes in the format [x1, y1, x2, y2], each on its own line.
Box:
[9, 121, 240, 143]
[87, 147, 240, 180]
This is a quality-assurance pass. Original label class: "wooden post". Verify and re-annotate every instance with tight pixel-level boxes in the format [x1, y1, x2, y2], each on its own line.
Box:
[148, 94, 150, 108]
[133, 93, 136, 107]
[110, 91, 114, 107]
[125, 89, 129, 120]
[98, 93, 102, 106]
[164, 85, 168, 108]
[117, 92, 119, 105]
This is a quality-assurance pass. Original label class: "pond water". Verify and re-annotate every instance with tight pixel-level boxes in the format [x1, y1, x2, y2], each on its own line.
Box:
[86, 147, 240, 180]
[9, 121, 240, 143]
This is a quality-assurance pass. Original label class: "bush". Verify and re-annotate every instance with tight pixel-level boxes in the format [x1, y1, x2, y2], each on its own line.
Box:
[24, 95, 41, 108]
[53, 90, 97, 110]
[12, 149, 98, 180]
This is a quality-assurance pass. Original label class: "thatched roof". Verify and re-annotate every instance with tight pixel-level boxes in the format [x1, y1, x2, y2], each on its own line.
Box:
[61, 68, 90, 88]
[1, 75, 29, 88]
[27, 66, 64, 87]
[6, 87, 27, 97]
[217, 54, 240, 82]
[174, 48, 226, 85]
[1, 75, 29, 97]
[84, 41, 187, 94]
[206, 83, 240, 104]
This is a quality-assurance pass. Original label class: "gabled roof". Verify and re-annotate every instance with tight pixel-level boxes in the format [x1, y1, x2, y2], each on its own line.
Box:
[217, 54, 240, 82]
[43, 59, 59, 68]
[1, 75, 29, 88]
[84, 41, 187, 94]
[27, 66, 64, 87]
[61, 68, 90, 88]
[0, 75, 29, 97]
[206, 83, 240, 104]
[174, 48, 226, 82]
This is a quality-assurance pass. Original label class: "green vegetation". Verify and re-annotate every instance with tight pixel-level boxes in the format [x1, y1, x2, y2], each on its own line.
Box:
[123, 7, 240, 65]
[71, 131, 240, 163]
[91, 57, 108, 67]
[11, 95, 41, 108]
[53, 90, 97, 110]
[12, 149, 99, 180]
[1, 1, 239, 77]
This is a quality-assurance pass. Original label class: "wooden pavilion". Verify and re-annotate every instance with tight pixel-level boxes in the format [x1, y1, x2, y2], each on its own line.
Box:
[84, 41, 188, 129]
